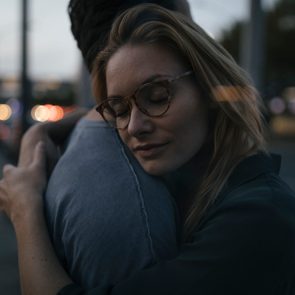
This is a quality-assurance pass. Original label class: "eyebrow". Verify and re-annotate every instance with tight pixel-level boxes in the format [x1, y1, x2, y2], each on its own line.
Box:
[141, 73, 170, 84]
[107, 73, 170, 98]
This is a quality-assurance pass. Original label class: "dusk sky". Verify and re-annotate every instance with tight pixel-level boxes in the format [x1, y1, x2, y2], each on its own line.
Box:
[0, 0, 278, 80]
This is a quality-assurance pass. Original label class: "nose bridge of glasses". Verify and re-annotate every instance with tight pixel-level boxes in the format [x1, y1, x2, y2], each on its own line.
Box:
[123, 90, 149, 117]
[125, 104, 149, 134]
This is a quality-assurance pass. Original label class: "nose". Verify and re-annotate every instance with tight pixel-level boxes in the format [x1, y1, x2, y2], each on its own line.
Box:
[127, 104, 154, 138]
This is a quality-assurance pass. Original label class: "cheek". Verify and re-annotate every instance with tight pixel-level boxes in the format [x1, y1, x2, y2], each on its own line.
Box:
[118, 130, 128, 146]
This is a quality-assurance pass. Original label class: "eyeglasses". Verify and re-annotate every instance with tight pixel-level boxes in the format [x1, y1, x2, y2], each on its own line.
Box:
[96, 71, 193, 129]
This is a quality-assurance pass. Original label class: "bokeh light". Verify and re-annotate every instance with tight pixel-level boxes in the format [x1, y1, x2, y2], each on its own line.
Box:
[31, 104, 65, 122]
[0, 104, 13, 121]
[288, 99, 295, 115]
[268, 97, 286, 115]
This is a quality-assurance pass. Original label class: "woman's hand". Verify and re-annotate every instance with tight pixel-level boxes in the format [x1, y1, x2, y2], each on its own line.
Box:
[18, 123, 60, 175]
[0, 141, 47, 225]
[18, 108, 88, 175]
[0, 142, 72, 294]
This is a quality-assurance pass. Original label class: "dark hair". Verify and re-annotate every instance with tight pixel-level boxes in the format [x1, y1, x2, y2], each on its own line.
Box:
[68, 0, 178, 71]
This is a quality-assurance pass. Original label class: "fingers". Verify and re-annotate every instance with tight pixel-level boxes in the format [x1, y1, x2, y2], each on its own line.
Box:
[0, 179, 7, 212]
[32, 141, 46, 170]
[2, 164, 15, 176]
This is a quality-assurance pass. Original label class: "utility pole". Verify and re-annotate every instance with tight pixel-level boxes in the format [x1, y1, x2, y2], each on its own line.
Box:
[240, 0, 265, 93]
[20, 0, 31, 133]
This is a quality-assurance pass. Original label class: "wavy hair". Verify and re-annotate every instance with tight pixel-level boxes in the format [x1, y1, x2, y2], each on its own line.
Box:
[91, 4, 267, 239]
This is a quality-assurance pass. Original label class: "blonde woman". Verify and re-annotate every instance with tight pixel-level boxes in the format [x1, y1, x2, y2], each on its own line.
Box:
[1, 4, 295, 295]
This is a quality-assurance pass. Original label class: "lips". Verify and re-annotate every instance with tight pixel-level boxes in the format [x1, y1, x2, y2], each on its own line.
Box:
[132, 142, 168, 158]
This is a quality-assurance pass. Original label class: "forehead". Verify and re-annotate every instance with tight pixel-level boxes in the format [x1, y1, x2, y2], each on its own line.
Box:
[105, 43, 187, 95]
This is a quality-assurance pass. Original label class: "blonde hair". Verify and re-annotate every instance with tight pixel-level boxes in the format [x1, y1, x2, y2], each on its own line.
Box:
[91, 4, 267, 239]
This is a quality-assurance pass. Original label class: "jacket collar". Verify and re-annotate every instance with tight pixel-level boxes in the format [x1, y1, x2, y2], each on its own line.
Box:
[195, 152, 282, 234]
[225, 152, 281, 191]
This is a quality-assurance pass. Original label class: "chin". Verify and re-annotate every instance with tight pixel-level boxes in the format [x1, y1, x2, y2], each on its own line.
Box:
[140, 160, 177, 176]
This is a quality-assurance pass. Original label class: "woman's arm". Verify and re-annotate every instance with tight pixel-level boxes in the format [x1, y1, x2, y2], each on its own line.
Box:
[14, 203, 73, 295]
[0, 143, 73, 295]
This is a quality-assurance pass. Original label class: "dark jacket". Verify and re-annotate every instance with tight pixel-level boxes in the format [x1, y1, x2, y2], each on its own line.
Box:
[59, 153, 295, 295]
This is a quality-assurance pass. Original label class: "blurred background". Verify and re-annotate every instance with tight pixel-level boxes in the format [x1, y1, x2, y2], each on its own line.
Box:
[0, 0, 294, 294]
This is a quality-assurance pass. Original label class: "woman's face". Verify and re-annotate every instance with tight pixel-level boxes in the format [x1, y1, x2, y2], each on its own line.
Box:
[105, 43, 209, 175]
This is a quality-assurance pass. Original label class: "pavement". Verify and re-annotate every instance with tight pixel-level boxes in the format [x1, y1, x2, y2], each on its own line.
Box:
[0, 137, 294, 295]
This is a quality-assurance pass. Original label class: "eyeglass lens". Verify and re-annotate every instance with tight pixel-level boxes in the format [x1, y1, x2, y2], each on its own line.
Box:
[102, 81, 171, 128]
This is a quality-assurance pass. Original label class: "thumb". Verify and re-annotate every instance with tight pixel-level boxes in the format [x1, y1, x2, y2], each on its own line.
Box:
[32, 141, 46, 170]
[2, 164, 15, 176]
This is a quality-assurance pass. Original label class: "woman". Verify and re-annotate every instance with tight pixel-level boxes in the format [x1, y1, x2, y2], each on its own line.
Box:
[1, 4, 295, 294]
